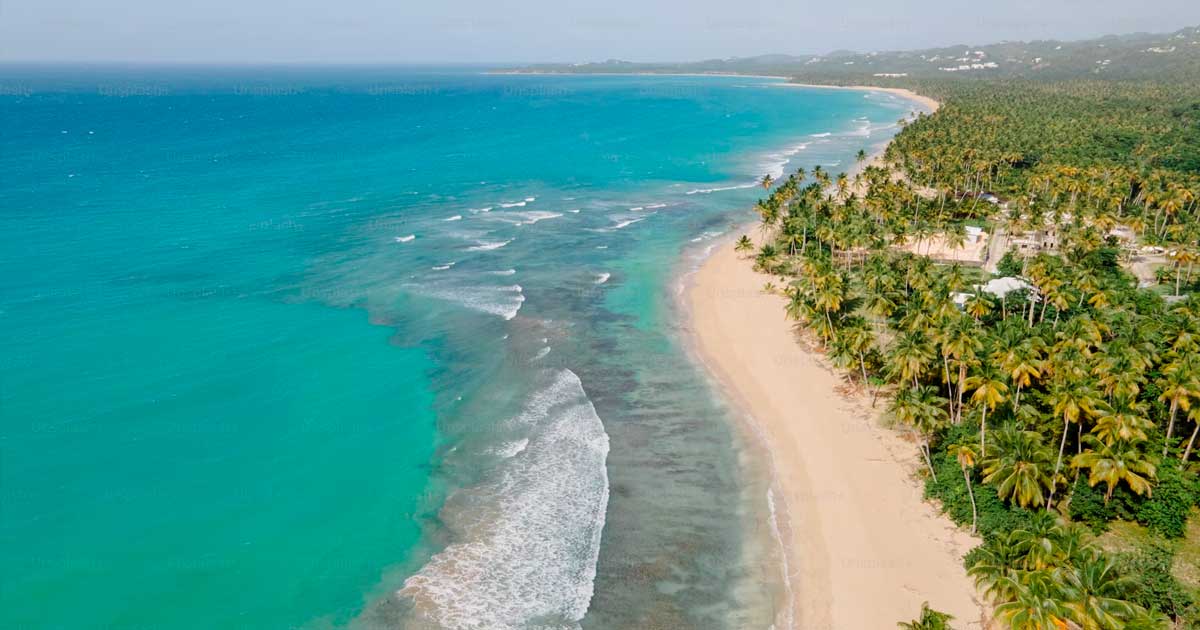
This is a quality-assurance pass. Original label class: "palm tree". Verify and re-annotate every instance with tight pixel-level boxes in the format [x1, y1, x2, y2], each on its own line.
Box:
[1092, 399, 1153, 446]
[891, 384, 949, 480]
[1061, 555, 1141, 630]
[1072, 436, 1156, 504]
[983, 426, 1056, 508]
[993, 574, 1070, 630]
[966, 366, 1008, 454]
[734, 235, 754, 254]
[1157, 357, 1198, 456]
[1046, 377, 1104, 507]
[888, 332, 935, 388]
[897, 602, 955, 630]
[948, 442, 979, 533]
[857, 148, 869, 164]
[760, 173, 775, 190]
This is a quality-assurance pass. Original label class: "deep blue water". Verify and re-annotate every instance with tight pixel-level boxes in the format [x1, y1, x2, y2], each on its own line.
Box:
[0, 66, 920, 629]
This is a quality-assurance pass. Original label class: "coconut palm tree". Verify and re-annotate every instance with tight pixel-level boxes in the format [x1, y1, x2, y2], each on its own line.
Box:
[888, 332, 935, 388]
[891, 384, 949, 480]
[948, 442, 980, 533]
[993, 574, 1070, 630]
[761, 173, 775, 190]
[734, 235, 754, 254]
[983, 426, 1056, 508]
[1157, 357, 1199, 456]
[1061, 555, 1141, 630]
[1072, 436, 1156, 503]
[967, 365, 1008, 454]
[1046, 377, 1105, 507]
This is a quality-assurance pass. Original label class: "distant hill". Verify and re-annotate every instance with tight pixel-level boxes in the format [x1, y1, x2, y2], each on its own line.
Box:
[507, 25, 1200, 83]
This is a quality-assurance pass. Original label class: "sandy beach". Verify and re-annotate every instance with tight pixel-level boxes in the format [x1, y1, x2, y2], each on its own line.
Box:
[778, 83, 943, 114]
[681, 87, 988, 627]
[685, 234, 986, 628]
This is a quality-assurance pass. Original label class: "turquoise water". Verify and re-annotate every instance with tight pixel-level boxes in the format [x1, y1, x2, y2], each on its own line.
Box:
[0, 67, 919, 629]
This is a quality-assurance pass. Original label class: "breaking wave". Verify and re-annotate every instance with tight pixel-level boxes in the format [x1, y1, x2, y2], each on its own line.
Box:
[399, 369, 610, 630]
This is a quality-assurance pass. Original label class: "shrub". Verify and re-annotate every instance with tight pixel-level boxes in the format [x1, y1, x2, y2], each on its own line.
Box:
[1115, 541, 1198, 624]
[1137, 458, 1197, 538]
[1069, 476, 1115, 533]
[996, 249, 1024, 277]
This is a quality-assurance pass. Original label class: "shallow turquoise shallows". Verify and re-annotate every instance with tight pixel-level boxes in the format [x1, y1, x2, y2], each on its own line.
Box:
[0, 67, 919, 630]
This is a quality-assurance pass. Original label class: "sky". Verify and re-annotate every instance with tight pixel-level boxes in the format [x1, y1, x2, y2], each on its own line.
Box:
[2, 0, 1199, 64]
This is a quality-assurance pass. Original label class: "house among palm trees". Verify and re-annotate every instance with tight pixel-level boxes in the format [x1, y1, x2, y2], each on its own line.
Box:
[1009, 227, 1060, 253]
[952, 276, 1036, 308]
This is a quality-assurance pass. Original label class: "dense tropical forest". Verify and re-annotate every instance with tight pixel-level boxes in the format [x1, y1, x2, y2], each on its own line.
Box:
[730, 34, 1200, 630]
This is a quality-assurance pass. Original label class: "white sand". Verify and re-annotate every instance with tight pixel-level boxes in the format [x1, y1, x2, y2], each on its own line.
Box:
[685, 236, 987, 628]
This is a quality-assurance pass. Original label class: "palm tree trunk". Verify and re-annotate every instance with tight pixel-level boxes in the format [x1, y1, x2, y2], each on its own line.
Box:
[980, 405, 987, 455]
[1165, 402, 1179, 457]
[1182, 421, 1200, 463]
[955, 363, 967, 424]
[963, 466, 978, 534]
[920, 437, 938, 482]
[1049, 417, 1069, 508]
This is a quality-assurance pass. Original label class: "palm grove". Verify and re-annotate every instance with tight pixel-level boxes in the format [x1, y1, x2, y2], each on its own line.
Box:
[740, 78, 1200, 628]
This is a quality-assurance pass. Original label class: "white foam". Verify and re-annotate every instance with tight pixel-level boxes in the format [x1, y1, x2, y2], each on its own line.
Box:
[469, 206, 493, 214]
[532, 346, 552, 361]
[400, 369, 610, 630]
[394, 234, 416, 243]
[606, 212, 652, 230]
[594, 272, 610, 285]
[487, 210, 564, 226]
[685, 183, 756, 195]
[690, 230, 726, 243]
[468, 239, 513, 251]
[524, 196, 536, 202]
[444, 215, 463, 222]
[492, 438, 530, 459]
[432, 263, 456, 271]
[410, 283, 525, 320]
[810, 132, 832, 138]
[517, 211, 563, 225]
[759, 142, 811, 180]
[644, 203, 667, 209]
[629, 206, 644, 212]
[489, 269, 517, 276]
[500, 201, 527, 208]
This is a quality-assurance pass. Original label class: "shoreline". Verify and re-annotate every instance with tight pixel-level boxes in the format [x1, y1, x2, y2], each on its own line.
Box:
[775, 82, 942, 114]
[680, 88, 986, 628]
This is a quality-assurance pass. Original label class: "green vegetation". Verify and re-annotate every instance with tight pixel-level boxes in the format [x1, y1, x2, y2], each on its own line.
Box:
[518, 25, 1200, 83]
[744, 32, 1200, 629]
[898, 602, 956, 629]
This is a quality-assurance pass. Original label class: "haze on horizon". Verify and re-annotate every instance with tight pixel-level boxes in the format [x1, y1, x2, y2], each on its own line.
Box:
[2, 0, 1198, 64]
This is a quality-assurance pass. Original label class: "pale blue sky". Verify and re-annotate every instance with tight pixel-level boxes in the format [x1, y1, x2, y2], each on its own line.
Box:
[2, 0, 1198, 63]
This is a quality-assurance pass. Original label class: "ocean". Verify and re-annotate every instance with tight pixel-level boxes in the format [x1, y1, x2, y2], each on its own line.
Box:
[0, 66, 919, 629]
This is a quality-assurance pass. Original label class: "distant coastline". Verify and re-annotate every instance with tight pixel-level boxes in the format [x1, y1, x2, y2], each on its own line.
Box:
[487, 69, 942, 115]
[486, 70, 792, 80]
